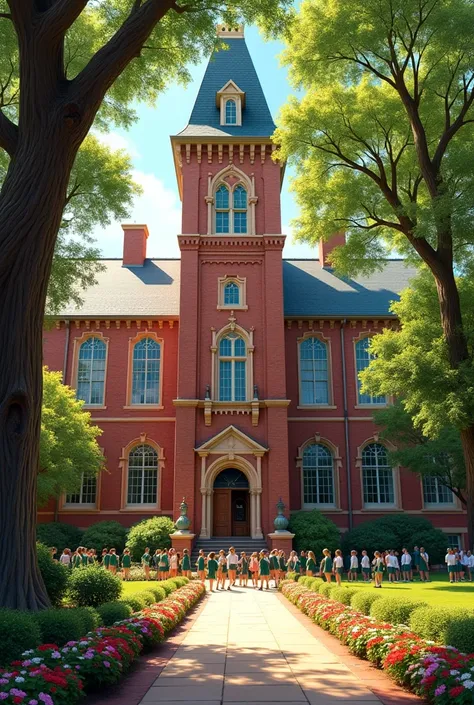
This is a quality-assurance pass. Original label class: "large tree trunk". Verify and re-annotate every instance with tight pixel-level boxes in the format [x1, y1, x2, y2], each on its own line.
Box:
[0, 131, 77, 609]
[460, 427, 474, 551]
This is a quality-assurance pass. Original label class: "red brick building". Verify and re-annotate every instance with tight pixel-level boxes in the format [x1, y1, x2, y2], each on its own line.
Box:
[42, 26, 467, 549]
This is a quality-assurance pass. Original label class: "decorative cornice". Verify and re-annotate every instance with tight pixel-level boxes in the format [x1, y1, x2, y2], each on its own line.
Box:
[173, 399, 199, 407]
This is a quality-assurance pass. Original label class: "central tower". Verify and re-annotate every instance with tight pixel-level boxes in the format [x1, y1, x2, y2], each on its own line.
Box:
[172, 25, 290, 543]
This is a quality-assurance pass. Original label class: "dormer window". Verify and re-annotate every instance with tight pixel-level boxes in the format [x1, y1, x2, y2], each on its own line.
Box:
[217, 81, 245, 127]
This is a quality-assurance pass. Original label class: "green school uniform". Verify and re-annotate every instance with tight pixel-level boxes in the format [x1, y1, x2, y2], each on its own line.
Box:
[241, 558, 249, 575]
[103, 554, 110, 568]
[376, 558, 384, 573]
[413, 550, 421, 567]
[109, 554, 119, 568]
[300, 556, 307, 572]
[182, 554, 191, 571]
[269, 555, 277, 570]
[259, 557, 270, 576]
[141, 553, 152, 566]
[122, 554, 131, 568]
[88, 555, 95, 564]
[159, 554, 169, 572]
[307, 557, 317, 572]
[279, 556, 287, 571]
[81, 554, 88, 566]
[321, 556, 332, 573]
[197, 556, 205, 571]
[207, 558, 218, 579]
[72, 554, 82, 568]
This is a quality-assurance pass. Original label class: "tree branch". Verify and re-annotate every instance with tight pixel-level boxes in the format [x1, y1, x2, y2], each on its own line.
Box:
[39, 0, 90, 39]
[0, 108, 18, 156]
[0, 11, 12, 18]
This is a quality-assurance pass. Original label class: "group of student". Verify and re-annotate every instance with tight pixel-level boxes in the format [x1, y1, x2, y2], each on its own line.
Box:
[444, 547, 474, 583]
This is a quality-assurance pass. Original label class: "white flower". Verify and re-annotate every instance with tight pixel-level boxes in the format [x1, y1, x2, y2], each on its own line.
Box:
[14, 677, 25, 683]
[450, 670, 460, 676]
[31, 658, 42, 664]
[21, 650, 33, 656]
[463, 680, 474, 689]
[461, 674, 471, 680]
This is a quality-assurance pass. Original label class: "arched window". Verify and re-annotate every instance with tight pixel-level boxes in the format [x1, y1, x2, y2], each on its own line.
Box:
[215, 184, 230, 233]
[362, 443, 395, 506]
[302, 443, 335, 507]
[65, 474, 97, 506]
[355, 337, 386, 405]
[224, 281, 240, 306]
[225, 99, 237, 125]
[299, 337, 329, 405]
[233, 185, 247, 233]
[219, 333, 246, 401]
[127, 444, 158, 505]
[77, 337, 106, 405]
[423, 476, 454, 506]
[132, 338, 161, 405]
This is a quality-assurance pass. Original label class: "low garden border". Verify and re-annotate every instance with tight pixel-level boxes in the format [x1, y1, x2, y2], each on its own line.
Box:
[281, 580, 474, 705]
[0, 581, 205, 705]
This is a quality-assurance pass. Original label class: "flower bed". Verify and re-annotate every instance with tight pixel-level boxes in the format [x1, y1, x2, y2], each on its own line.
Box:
[0, 582, 205, 705]
[281, 580, 474, 704]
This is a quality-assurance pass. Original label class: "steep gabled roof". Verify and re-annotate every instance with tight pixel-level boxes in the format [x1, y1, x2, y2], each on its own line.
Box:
[183, 37, 275, 138]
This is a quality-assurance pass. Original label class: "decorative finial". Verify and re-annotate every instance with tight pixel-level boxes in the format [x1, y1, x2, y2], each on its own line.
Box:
[205, 384, 211, 400]
[175, 497, 191, 533]
[253, 384, 259, 400]
[273, 497, 289, 532]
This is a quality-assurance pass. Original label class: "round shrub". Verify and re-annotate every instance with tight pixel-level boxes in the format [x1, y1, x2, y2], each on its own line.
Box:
[307, 577, 323, 591]
[341, 523, 398, 559]
[71, 606, 102, 632]
[318, 582, 334, 597]
[168, 577, 187, 588]
[159, 580, 177, 596]
[409, 606, 454, 643]
[133, 590, 156, 606]
[147, 586, 166, 602]
[97, 601, 133, 626]
[351, 590, 383, 615]
[122, 595, 146, 612]
[370, 597, 427, 625]
[67, 565, 122, 607]
[288, 510, 340, 556]
[443, 615, 474, 653]
[126, 516, 174, 561]
[82, 521, 128, 554]
[329, 587, 358, 605]
[35, 608, 84, 646]
[0, 609, 42, 666]
[36, 522, 83, 554]
[37, 542, 69, 606]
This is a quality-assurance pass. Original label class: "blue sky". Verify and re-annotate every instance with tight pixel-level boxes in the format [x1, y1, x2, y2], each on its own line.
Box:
[93, 25, 317, 260]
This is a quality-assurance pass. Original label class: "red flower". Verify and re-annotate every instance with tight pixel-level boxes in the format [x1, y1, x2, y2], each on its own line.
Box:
[13, 697, 22, 704]
[449, 686, 465, 697]
[38, 644, 59, 651]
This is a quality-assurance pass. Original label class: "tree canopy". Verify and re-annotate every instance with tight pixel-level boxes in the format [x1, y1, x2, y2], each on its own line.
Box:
[39, 368, 104, 507]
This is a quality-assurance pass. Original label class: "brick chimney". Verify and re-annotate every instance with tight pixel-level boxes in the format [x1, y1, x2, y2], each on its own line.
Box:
[318, 232, 346, 268]
[122, 224, 149, 267]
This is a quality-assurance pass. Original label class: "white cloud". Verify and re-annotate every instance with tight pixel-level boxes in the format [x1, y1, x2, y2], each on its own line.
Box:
[282, 223, 318, 259]
[92, 130, 141, 159]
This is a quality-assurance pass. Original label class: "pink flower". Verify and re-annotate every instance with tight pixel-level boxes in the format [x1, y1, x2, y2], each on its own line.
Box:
[103, 661, 110, 668]
[435, 685, 446, 696]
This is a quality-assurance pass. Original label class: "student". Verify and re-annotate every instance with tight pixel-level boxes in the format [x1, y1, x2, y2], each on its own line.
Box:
[412, 545, 421, 579]
[300, 551, 307, 575]
[387, 550, 396, 583]
[455, 550, 462, 581]
[152, 549, 161, 579]
[279, 551, 287, 582]
[60, 548, 72, 568]
[361, 550, 371, 582]
[109, 548, 119, 575]
[374, 551, 384, 588]
[468, 551, 474, 582]
[239, 551, 249, 587]
[159, 549, 169, 580]
[81, 547, 89, 567]
[348, 550, 358, 582]
[401, 548, 412, 582]
[141, 547, 152, 580]
[333, 549, 344, 586]
[49, 547, 58, 561]
[217, 550, 227, 590]
[101, 548, 109, 569]
[460, 551, 470, 581]
[446, 548, 457, 583]
[419, 547, 430, 582]
[259, 551, 270, 590]
[196, 549, 206, 583]
[87, 549, 96, 565]
[181, 549, 191, 578]
[249, 552, 259, 587]
[288, 550, 300, 574]
[72, 548, 82, 569]
[121, 548, 132, 580]
[269, 550, 279, 587]
[227, 547, 239, 589]
[321, 549, 333, 582]
[207, 552, 218, 592]
[306, 550, 317, 577]
[394, 551, 401, 582]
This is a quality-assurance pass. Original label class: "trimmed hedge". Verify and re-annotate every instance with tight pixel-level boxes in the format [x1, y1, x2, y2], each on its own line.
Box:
[126, 516, 174, 561]
[329, 586, 358, 605]
[122, 595, 147, 612]
[37, 542, 69, 606]
[288, 509, 340, 556]
[0, 609, 42, 666]
[133, 590, 156, 606]
[67, 565, 122, 607]
[35, 608, 84, 645]
[146, 586, 167, 603]
[36, 522, 83, 554]
[370, 597, 427, 625]
[409, 605, 455, 644]
[73, 606, 102, 632]
[350, 590, 383, 615]
[82, 520, 128, 554]
[318, 582, 334, 597]
[443, 615, 474, 654]
[97, 601, 133, 626]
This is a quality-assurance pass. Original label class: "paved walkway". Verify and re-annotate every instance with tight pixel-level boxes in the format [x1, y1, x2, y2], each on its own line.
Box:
[137, 586, 419, 705]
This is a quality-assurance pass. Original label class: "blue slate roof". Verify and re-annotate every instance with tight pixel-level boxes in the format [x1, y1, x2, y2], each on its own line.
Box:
[185, 37, 275, 137]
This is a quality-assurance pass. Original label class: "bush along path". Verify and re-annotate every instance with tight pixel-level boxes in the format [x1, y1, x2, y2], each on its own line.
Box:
[281, 580, 474, 705]
[0, 581, 205, 705]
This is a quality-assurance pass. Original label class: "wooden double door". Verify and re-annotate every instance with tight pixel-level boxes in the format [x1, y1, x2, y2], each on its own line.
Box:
[213, 488, 249, 537]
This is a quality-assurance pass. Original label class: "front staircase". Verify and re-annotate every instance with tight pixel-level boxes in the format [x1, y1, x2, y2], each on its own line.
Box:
[191, 537, 268, 567]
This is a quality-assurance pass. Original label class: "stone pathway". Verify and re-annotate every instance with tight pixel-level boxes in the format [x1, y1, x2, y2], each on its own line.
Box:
[137, 586, 420, 705]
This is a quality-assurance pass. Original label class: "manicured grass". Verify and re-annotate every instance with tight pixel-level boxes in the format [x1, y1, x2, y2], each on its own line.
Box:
[334, 571, 474, 608]
[121, 580, 170, 596]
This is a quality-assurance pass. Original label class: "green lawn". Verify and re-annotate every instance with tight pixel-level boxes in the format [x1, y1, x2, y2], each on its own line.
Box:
[120, 580, 173, 596]
[333, 571, 474, 609]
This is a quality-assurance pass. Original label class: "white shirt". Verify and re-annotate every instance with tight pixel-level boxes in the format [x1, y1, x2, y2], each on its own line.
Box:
[421, 552, 429, 564]
[350, 556, 358, 569]
[334, 556, 343, 568]
[170, 554, 178, 568]
[445, 553, 450, 564]
[361, 555, 370, 568]
[446, 554, 456, 566]
[401, 553, 412, 566]
[60, 554, 71, 566]
[468, 555, 474, 568]
[227, 553, 239, 568]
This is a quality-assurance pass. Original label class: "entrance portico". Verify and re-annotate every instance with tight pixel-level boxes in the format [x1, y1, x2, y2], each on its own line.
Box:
[195, 425, 267, 539]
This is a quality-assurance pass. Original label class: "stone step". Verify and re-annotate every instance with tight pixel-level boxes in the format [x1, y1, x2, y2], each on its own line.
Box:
[191, 537, 268, 563]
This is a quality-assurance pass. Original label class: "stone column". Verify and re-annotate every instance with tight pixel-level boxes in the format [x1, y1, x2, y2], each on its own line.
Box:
[249, 490, 256, 538]
[200, 489, 207, 538]
[255, 488, 263, 539]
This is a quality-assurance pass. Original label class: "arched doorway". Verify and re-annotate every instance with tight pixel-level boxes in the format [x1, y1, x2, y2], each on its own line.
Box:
[212, 468, 250, 537]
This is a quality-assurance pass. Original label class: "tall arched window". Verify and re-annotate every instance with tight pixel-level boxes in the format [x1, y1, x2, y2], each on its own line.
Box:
[219, 333, 246, 401]
[302, 443, 335, 507]
[233, 185, 247, 233]
[214, 182, 248, 234]
[215, 184, 230, 233]
[224, 281, 240, 306]
[299, 337, 329, 405]
[127, 444, 158, 505]
[132, 338, 161, 405]
[362, 443, 395, 506]
[355, 337, 386, 405]
[77, 337, 106, 405]
[225, 99, 237, 124]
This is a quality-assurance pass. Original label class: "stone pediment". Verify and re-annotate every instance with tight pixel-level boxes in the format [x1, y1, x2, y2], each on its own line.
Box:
[195, 425, 267, 456]
[216, 80, 246, 107]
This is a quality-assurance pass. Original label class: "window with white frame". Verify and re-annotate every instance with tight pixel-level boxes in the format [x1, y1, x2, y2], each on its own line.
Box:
[299, 337, 329, 405]
[362, 443, 395, 506]
[225, 99, 237, 125]
[218, 333, 246, 401]
[355, 337, 386, 405]
[127, 444, 158, 505]
[77, 337, 106, 405]
[302, 443, 335, 507]
[423, 476, 455, 506]
[224, 281, 240, 306]
[131, 338, 161, 405]
[447, 534, 461, 550]
[214, 183, 247, 234]
[65, 474, 97, 506]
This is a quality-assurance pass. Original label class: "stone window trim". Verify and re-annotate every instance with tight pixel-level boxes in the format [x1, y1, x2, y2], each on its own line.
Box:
[296, 434, 342, 510]
[217, 275, 248, 310]
[353, 332, 389, 408]
[125, 331, 164, 410]
[356, 436, 401, 511]
[210, 317, 254, 404]
[119, 434, 165, 511]
[216, 80, 245, 126]
[297, 331, 335, 408]
[71, 331, 110, 410]
[205, 165, 257, 236]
